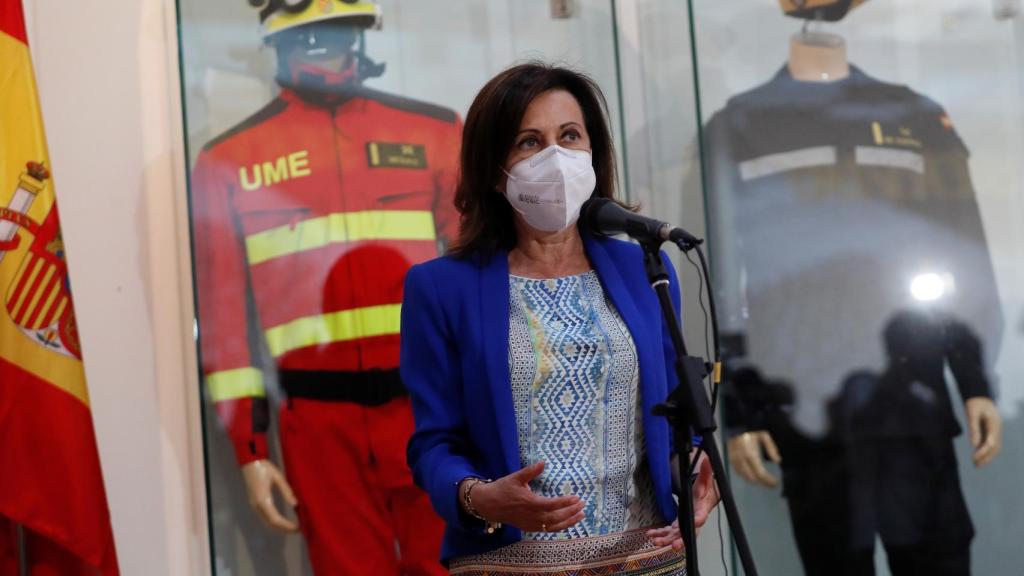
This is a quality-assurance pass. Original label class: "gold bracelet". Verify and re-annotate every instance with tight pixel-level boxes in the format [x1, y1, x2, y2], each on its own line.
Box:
[461, 477, 501, 534]
[462, 478, 487, 520]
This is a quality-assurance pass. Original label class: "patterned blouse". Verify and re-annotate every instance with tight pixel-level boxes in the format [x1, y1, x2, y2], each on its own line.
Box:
[508, 271, 661, 538]
[448, 271, 682, 576]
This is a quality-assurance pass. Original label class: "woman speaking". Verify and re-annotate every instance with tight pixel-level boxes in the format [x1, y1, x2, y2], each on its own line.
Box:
[401, 62, 718, 575]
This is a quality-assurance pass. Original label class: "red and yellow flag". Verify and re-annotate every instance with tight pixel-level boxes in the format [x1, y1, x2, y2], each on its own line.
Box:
[0, 1, 119, 574]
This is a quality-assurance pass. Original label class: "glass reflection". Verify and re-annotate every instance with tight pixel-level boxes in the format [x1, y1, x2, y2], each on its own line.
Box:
[908, 272, 951, 303]
[707, 1, 1005, 574]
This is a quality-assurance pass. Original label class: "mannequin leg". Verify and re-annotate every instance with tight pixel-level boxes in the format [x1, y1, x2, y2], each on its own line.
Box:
[878, 439, 973, 576]
[884, 542, 970, 576]
[280, 399, 399, 576]
[368, 397, 447, 576]
[784, 457, 874, 576]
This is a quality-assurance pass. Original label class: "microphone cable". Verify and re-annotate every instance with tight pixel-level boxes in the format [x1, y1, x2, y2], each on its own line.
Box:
[676, 240, 722, 413]
[676, 239, 730, 576]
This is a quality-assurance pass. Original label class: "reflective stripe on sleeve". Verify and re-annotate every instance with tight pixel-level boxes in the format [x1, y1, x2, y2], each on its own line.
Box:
[245, 210, 436, 266]
[207, 367, 265, 402]
[265, 303, 402, 358]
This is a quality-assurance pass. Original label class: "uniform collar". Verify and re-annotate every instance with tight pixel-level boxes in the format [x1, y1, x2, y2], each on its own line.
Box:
[276, 65, 364, 108]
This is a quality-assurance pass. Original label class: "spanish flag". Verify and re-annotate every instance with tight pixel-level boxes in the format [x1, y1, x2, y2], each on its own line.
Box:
[0, 1, 119, 574]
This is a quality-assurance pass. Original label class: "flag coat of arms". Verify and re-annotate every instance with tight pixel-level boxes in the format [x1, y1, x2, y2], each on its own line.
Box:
[0, 1, 119, 574]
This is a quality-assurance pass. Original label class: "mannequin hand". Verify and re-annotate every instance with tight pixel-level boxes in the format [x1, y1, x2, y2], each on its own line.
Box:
[648, 450, 720, 551]
[965, 397, 1002, 468]
[727, 431, 781, 488]
[466, 461, 584, 533]
[241, 459, 300, 533]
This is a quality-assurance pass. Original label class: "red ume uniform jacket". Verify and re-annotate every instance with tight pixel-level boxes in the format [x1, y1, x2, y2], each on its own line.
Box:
[191, 86, 462, 465]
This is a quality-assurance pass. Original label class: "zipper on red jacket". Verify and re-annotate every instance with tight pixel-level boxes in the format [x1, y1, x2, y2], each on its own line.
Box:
[328, 105, 366, 373]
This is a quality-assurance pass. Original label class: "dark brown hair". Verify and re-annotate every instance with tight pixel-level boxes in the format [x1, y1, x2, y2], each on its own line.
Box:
[449, 62, 625, 258]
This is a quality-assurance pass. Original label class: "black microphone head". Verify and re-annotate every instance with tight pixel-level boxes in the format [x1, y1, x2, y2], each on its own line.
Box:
[580, 197, 623, 237]
[580, 196, 611, 226]
[583, 197, 701, 247]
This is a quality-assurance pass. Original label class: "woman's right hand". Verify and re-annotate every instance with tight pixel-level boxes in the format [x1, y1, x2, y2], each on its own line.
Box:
[468, 461, 585, 533]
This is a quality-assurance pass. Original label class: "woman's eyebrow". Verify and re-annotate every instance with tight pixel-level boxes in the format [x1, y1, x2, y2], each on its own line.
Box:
[516, 122, 582, 135]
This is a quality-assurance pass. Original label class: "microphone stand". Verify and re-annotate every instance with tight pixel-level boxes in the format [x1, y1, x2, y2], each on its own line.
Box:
[638, 235, 760, 576]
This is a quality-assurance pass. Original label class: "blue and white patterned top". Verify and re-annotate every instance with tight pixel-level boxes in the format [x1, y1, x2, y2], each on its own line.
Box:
[508, 271, 662, 541]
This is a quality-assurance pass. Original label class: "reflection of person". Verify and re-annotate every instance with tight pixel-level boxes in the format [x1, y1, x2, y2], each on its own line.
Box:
[401, 63, 718, 575]
[839, 309, 1001, 575]
[190, 1, 459, 573]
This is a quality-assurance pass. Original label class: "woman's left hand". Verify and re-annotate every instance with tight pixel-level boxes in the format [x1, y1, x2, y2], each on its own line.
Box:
[647, 450, 720, 551]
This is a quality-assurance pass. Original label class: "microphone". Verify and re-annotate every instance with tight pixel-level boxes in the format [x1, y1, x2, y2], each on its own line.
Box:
[580, 198, 702, 247]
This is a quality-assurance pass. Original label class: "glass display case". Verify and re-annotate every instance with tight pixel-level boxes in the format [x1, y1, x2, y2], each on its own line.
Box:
[176, 2, 684, 574]
[687, 1, 1024, 575]
[176, 1, 1024, 574]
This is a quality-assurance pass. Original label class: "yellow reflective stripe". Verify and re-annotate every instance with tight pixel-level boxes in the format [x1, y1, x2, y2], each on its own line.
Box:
[207, 368, 265, 402]
[245, 210, 436, 266]
[265, 303, 401, 357]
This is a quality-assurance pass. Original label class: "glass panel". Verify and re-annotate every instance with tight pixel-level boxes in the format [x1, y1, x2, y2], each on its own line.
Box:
[617, 2, 737, 572]
[176, 1, 627, 574]
[692, 1, 1024, 574]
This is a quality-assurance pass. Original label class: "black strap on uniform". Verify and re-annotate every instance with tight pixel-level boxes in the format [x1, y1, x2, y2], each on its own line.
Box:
[280, 368, 407, 406]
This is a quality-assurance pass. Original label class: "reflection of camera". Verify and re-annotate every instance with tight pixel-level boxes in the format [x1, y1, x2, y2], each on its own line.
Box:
[721, 332, 794, 432]
[730, 365, 795, 427]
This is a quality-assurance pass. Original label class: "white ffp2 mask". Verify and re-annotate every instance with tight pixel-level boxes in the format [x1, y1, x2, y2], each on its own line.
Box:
[502, 145, 597, 233]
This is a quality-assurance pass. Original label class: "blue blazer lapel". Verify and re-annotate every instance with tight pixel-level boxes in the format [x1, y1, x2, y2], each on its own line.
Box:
[583, 235, 659, 411]
[479, 251, 520, 475]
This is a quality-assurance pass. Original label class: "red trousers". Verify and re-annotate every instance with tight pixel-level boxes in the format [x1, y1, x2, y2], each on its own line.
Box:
[279, 396, 447, 576]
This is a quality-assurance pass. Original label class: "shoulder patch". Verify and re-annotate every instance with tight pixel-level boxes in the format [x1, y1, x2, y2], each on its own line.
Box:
[202, 98, 290, 151]
[355, 87, 458, 124]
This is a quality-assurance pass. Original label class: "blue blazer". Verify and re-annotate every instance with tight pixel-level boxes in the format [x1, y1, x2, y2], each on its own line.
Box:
[400, 233, 682, 563]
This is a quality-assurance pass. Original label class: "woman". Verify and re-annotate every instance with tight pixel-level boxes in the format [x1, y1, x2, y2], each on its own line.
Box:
[401, 62, 719, 575]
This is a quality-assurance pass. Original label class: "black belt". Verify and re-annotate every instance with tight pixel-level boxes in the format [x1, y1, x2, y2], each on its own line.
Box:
[279, 369, 407, 406]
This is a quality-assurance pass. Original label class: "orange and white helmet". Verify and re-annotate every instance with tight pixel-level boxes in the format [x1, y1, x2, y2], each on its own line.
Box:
[249, 0, 382, 41]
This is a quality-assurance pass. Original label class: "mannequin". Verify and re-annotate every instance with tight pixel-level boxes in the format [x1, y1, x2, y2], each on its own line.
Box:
[725, 0, 865, 490]
[190, 1, 460, 573]
[715, 1, 1005, 574]
[730, 0, 1002, 492]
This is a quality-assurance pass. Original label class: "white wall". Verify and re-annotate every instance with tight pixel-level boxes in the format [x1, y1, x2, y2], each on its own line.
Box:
[23, 1, 209, 575]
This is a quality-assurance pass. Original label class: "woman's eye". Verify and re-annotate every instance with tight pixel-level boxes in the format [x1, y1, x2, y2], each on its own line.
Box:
[562, 130, 581, 142]
[518, 137, 538, 149]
